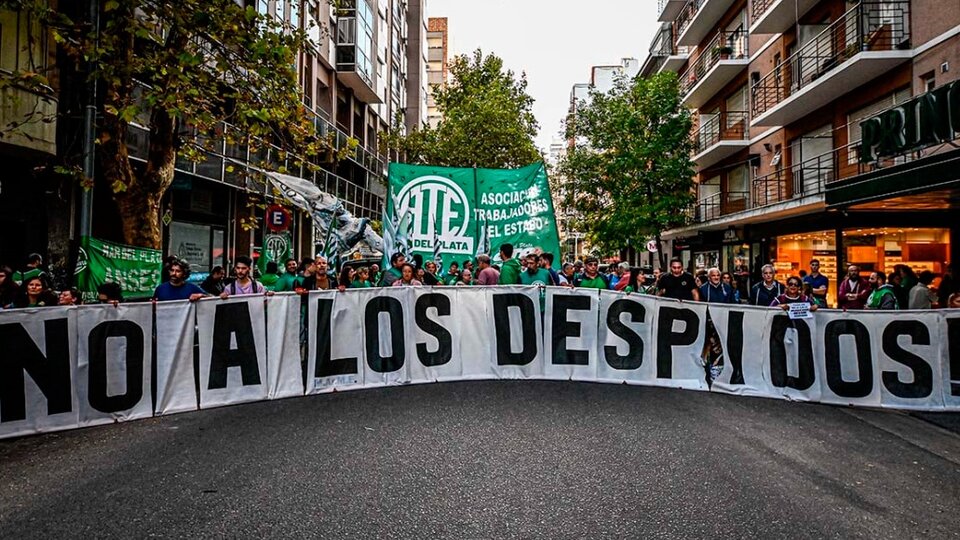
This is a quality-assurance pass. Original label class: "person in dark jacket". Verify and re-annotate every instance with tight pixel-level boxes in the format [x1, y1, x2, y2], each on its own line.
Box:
[699, 268, 737, 304]
[750, 264, 784, 307]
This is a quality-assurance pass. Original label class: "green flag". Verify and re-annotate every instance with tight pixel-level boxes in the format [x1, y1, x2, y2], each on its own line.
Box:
[76, 236, 163, 302]
[385, 162, 562, 270]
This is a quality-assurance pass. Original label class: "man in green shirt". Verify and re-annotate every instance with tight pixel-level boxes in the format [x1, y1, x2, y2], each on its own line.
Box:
[519, 252, 553, 286]
[497, 243, 522, 285]
[575, 257, 609, 289]
[443, 261, 461, 285]
[272, 258, 300, 292]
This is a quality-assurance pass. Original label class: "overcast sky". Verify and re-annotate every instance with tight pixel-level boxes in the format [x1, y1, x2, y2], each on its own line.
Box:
[425, 1, 662, 151]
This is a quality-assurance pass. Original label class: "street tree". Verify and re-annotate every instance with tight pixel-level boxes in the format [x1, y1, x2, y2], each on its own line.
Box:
[0, 0, 335, 249]
[385, 49, 541, 169]
[558, 72, 695, 268]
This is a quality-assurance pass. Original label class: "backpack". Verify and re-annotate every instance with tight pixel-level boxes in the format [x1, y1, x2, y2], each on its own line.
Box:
[229, 278, 260, 295]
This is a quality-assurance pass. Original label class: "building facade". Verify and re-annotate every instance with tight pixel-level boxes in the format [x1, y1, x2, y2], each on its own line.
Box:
[650, 0, 959, 306]
[426, 17, 449, 128]
[0, 0, 428, 282]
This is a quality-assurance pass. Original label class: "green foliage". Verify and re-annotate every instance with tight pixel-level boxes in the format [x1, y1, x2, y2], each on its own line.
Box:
[388, 49, 541, 169]
[558, 72, 695, 263]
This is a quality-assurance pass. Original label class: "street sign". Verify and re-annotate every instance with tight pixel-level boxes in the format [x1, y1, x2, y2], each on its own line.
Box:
[266, 204, 292, 233]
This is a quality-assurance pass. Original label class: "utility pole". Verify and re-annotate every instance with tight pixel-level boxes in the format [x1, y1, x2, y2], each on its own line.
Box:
[79, 0, 99, 237]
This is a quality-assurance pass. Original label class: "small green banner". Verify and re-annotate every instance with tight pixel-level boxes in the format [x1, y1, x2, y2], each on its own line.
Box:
[76, 236, 163, 301]
[385, 162, 562, 269]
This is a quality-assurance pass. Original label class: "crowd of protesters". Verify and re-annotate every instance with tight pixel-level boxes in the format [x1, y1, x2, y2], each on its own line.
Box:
[2, 246, 959, 311]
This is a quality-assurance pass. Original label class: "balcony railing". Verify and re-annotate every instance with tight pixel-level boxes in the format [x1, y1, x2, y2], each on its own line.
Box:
[752, 0, 776, 23]
[676, 0, 705, 43]
[752, 1, 910, 117]
[694, 191, 750, 222]
[693, 111, 749, 154]
[650, 24, 674, 57]
[679, 30, 748, 97]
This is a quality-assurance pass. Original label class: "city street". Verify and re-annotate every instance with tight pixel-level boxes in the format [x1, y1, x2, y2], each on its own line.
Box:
[1, 381, 959, 538]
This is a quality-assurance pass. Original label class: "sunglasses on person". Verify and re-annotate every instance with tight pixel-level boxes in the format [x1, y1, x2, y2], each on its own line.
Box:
[787, 280, 801, 287]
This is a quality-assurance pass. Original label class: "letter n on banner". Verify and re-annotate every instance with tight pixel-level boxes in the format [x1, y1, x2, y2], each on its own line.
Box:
[543, 287, 598, 381]
[307, 290, 362, 394]
[595, 291, 655, 385]
[76, 303, 153, 427]
[0, 307, 78, 439]
[487, 286, 543, 379]
[197, 297, 268, 408]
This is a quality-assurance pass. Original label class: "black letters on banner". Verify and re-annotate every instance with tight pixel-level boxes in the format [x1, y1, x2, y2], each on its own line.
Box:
[315, 298, 359, 377]
[414, 294, 452, 367]
[769, 315, 815, 391]
[0, 319, 72, 422]
[604, 299, 645, 370]
[364, 296, 405, 373]
[87, 320, 144, 413]
[208, 302, 262, 389]
[551, 295, 591, 365]
[947, 317, 960, 396]
[881, 320, 933, 399]
[725, 311, 746, 385]
[824, 319, 873, 398]
[656, 307, 699, 379]
[491, 293, 537, 366]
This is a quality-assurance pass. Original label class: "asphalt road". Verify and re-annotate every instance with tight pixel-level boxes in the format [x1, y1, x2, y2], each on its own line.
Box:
[2, 381, 959, 539]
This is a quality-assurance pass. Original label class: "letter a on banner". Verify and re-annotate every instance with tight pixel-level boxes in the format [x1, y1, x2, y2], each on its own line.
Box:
[197, 297, 269, 408]
[76, 303, 153, 426]
[0, 307, 79, 439]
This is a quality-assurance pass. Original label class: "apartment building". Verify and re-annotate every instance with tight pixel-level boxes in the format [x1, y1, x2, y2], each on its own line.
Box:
[652, 0, 959, 305]
[426, 17, 449, 128]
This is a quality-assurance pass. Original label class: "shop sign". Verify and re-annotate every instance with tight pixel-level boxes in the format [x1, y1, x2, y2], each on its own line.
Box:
[860, 79, 960, 163]
[266, 204, 292, 233]
[723, 228, 740, 242]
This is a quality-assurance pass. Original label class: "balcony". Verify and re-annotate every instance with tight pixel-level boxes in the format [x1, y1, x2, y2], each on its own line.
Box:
[335, 7, 381, 104]
[658, 0, 686, 22]
[679, 30, 749, 107]
[0, 84, 58, 157]
[676, 0, 741, 47]
[692, 111, 749, 169]
[694, 191, 750, 222]
[750, 0, 819, 35]
[751, 1, 911, 127]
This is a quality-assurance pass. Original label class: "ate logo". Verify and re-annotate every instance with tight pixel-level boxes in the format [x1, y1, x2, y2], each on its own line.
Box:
[396, 175, 474, 255]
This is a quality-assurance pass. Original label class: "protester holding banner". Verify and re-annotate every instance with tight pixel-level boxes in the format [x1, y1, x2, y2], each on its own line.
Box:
[866, 272, 899, 310]
[497, 243, 522, 285]
[475, 255, 499, 285]
[153, 259, 206, 302]
[352, 267, 373, 288]
[381, 253, 405, 287]
[557, 262, 575, 287]
[770, 277, 818, 310]
[519, 252, 554, 286]
[392, 263, 422, 286]
[220, 256, 268, 298]
[699, 268, 737, 304]
[838, 265, 870, 310]
[201, 266, 226, 296]
[750, 264, 784, 307]
[574, 257, 608, 289]
[658, 259, 699, 301]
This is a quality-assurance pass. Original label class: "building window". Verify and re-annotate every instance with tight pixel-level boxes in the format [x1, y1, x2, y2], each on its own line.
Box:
[921, 71, 935, 92]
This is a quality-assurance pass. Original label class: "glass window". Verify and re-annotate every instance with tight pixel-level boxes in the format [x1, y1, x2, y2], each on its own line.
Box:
[772, 230, 838, 306]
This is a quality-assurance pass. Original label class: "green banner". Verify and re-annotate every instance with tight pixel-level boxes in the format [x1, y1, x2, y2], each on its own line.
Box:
[76, 236, 163, 301]
[385, 162, 562, 270]
[255, 232, 293, 274]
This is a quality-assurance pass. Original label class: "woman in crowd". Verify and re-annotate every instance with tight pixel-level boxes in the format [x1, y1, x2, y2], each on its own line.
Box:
[337, 266, 356, 292]
[9, 274, 58, 308]
[770, 276, 819, 311]
[0, 265, 19, 308]
[721, 272, 741, 303]
[392, 263, 422, 286]
[58, 288, 81, 306]
[621, 267, 645, 294]
[352, 267, 372, 288]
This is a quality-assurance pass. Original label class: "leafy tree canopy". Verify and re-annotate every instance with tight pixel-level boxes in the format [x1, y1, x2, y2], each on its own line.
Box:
[0, 0, 337, 248]
[387, 49, 541, 169]
[557, 72, 695, 267]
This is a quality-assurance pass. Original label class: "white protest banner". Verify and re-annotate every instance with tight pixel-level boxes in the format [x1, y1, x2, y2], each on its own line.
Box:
[874, 310, 944, 410]
[154, 301, 198, 415]
[651, 298, 709, 391]
[197, 296, 268, 408]
[265, 293, 305, 400]
[76, 303, 153, 426]
[357, 287, 415, 388]
[707, 304, 780, 398]
[942, 310, 960, 409]
[457, 287, 498, 381]
[595, 291, 657, 385]
[761, 310, 822, 403]
[408, 287, 462, 383]
[812, 310, 882, 407]
[306, 290, 364, 394]
[0, 306, 78, 439]
[543, 287, 600, 381]
[486, 286, 544, 380]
